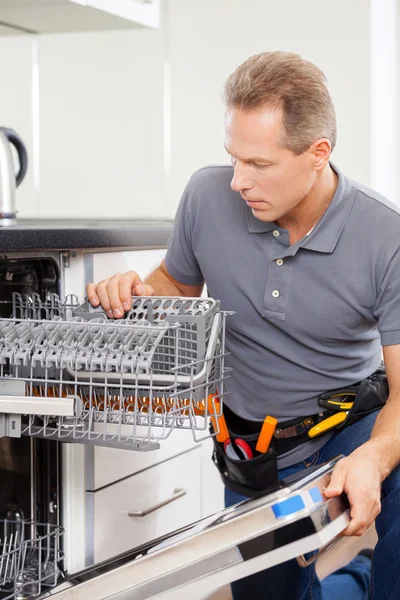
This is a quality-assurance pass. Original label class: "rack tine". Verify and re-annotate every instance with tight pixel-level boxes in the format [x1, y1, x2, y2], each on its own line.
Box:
[0, 294, 229, 449]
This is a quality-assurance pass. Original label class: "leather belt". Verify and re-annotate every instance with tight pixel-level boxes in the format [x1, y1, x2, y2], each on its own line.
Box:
[273, 415, 321, 440]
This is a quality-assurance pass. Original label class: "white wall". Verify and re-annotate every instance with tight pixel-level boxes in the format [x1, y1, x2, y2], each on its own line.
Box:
[0, 0, 382, 220]
[0, 36, 37, 218]
[370, 0, 400, 203]
[166, 0, 371, 208]
[0, 28, 166, 219]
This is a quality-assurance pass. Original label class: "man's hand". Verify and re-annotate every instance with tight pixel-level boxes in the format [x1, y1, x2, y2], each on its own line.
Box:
[86, 271, 155, 319]
[323, 445, 384, 536]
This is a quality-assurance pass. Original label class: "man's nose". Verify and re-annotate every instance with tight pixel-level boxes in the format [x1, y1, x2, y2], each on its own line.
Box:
[230, 162, 252, 193]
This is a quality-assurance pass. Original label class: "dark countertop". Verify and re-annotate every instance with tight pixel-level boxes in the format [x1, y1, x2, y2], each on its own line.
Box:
[0, 219, 174, 251]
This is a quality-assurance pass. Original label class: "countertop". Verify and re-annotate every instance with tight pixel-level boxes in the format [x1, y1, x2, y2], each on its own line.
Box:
[0, 218, 174, 251]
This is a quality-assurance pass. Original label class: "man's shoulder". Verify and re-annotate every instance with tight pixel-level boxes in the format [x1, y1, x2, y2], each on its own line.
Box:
[351, 178, 400, 220]
[188, 164, 234, 191]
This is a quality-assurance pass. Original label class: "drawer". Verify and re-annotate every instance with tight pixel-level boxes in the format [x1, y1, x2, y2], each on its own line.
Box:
[92, 446, 202, 563]
[93, 428, 199, 489]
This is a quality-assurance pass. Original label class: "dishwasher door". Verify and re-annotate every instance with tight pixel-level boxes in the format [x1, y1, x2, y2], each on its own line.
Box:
[41, 458, 349, 600]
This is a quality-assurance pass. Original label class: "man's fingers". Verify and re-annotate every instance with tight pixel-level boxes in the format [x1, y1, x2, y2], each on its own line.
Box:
[86, 282, 99, 306]
[119, 272, 137, 310]
[118, 271, 149, 311]
[87, 271, 151, 318]
[95, 280, 112, 314]
[324, 462, 345, 497]
[106, 273, 126, 318]
[341, 483, 381, 537]
[143, 284, 155, 296]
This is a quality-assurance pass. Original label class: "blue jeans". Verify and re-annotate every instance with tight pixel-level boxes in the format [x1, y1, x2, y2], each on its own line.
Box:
[225, 411, 400, 600]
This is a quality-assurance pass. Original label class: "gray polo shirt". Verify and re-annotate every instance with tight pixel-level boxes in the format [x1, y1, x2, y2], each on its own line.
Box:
[165, 164, 400, 467]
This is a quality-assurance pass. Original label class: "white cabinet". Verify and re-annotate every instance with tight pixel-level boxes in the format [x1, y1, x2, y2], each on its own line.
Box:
[93, 249, 167, 283]
[93, 429, 199, 489]
[0, 0, 160, 35]
[200, 437, 225, 518]
[93, 447, 202, 563]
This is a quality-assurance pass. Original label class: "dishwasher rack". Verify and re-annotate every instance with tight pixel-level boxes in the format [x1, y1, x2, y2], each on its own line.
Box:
[0, 519, 64, 600]
[0, 294, 230, 450]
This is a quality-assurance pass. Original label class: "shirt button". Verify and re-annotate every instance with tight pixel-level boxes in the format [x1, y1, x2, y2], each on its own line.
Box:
[273, 230, 280, 237]
[272, 290, 280, 298]
[276, 259, 284, 266]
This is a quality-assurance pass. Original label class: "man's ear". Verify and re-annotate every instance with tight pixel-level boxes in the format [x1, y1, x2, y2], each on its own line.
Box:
[310, 138, 332, 170]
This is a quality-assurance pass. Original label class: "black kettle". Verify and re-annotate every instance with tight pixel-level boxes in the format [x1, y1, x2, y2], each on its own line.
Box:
[0, 127, 28, 226]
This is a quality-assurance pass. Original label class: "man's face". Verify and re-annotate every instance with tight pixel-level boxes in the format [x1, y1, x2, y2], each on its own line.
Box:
[224, 107, 318, 223]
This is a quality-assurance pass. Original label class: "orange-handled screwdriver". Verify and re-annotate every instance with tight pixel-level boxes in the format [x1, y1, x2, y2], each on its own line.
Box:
[208, 397, 229, 443]
[256, 415, 278, 453]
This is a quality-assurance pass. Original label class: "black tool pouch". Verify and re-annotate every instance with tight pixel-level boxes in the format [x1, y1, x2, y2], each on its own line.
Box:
[211, 429, 280, 498]
[318, 366, 389, 428]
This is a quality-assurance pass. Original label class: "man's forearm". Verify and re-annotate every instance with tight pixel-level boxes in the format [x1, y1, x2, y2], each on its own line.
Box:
[358, 392, 400, 480]
[144, 262, 203, 297]
[144, 265, 181, 296]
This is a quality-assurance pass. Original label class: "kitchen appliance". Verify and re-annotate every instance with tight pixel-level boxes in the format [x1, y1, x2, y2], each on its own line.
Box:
[41, 457, 349, 600]
[0, 245, 350, 600]
[0, 128, 28, 227]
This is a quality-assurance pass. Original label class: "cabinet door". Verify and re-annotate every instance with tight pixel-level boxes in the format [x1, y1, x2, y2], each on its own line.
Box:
[93, 429, 199, 490]
[200, 437, 225, 518]
[84, 0, 160, 29]
[93, 447, 202, 563]
[0, 1, 160, 35]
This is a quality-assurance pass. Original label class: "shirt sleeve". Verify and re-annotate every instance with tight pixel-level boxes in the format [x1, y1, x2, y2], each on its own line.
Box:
[164, 178, 204, 286]
[374, 245, 400, 346]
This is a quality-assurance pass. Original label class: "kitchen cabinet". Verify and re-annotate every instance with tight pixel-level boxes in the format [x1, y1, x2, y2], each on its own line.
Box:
[93, 248, 167, 283]
[0, 22, 26, 35]
[93, 446, 202, 563]
[0, 0, 160, 35]
[93, 429, 200, 489]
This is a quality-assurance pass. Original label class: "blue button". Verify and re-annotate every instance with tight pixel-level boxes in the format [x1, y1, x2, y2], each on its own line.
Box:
[309, 487, 323, 504]
[272, 495, 305, 518]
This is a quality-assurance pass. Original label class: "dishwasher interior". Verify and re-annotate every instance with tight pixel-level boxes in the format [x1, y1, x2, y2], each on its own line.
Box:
[0, 255, 229, 599]
[0, 256, 350, 600]
[0, 258, 63, 600]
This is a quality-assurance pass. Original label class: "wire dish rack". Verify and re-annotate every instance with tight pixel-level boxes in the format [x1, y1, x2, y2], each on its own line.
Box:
[0, 519, 64, 600]
[0, 293, 230, 450]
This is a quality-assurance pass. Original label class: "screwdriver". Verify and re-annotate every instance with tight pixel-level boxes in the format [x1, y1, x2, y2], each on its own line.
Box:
[256, 415, 278, 453]
[208, 397, 229, 443]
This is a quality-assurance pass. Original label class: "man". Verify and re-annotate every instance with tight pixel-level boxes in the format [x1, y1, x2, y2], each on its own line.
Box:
[87, 52, 400, 599]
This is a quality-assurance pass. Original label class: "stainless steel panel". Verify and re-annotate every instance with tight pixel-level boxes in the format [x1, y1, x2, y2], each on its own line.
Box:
[41, 459, 349, 600]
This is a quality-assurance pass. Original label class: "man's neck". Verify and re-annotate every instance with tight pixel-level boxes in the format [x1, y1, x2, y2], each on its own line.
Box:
[276, 166, 338, 246]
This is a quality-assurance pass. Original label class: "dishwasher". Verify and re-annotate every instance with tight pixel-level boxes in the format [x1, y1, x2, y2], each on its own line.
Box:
[0, 257, 350, 600]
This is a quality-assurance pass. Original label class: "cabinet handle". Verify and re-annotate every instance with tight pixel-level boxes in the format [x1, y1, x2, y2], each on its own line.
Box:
[128, 488, 186, 517]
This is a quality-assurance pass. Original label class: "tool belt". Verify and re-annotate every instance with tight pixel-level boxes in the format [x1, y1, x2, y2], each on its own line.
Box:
[211, 366, 389, 498]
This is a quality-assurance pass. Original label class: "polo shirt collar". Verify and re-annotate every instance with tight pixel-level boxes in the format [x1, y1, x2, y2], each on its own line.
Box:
[246, 163, 356, 253]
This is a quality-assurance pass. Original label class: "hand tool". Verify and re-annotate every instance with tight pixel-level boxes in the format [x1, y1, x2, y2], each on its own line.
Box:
[308, 411, 348, 438]
[208, 397, 230, 443]
[256, 415, 278, 453]
[224, 437, 253, 460]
